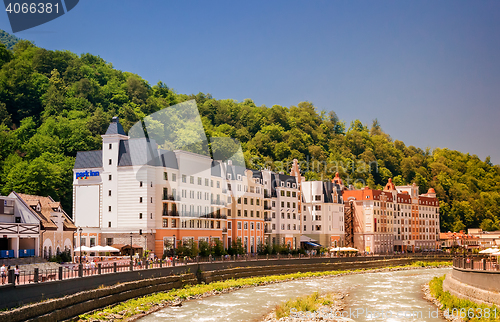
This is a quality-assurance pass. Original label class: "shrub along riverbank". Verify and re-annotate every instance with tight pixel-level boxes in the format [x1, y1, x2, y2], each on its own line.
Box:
[429, 275, 500, 322]
[79, 261, 450, 321]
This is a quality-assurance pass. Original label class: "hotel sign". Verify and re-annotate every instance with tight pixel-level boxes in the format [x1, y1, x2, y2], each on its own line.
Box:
[76, 170, 100, 180]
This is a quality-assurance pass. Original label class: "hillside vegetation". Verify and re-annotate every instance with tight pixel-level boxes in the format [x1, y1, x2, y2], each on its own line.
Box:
[0, 38, 499, 233]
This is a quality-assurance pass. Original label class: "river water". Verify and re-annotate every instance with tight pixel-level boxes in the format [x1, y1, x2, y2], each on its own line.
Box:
[138, 267, 450, 322]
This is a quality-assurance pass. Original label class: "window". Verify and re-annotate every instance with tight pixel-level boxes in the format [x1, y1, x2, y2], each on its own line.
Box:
[281, 213, 284, 219]
[106, 238, 113, 246]
[250, 198, 253, 205]
[304, 225, 306, 231]
[238, 210, 241, 216]
[237, 222, 242, 229]
[287, 202, 290, 208]
[108, 190, 111, 196]
[244, 222, 248, 229]
[281, 191, 285, 196]
[217, 181, 220, 188]
[109, 174, 112, 181]
[315, 205, 321, 211]
[182, 175, 187, 183]
[286, 191, 291, 197]
[139, 213, 143, 219]
[164, 172, 168, 180]
[256, 199, 260, 205]
[190, 176, 194, 184]
[109, 159, 112, 165]
[140, 197, 143, 203]
[228, 222, 232, 229]
[163, 219, 168, 227]
[205, 178, 209, 186]
[109, 143, 112, 149]
[315, 195, 321, 201]
[292, 192, 296, 197]
[151, 197, 153, 203]
[140, 181, 143, 187]
[198, 177, 202, 185]
[251, 222, 254, 229]
[108, 221, 111, 227]
[244, 198, 248, 205]
[244, 210, 248, 217]
[108, 206, 111, 211]
[172, 173, 176, 182]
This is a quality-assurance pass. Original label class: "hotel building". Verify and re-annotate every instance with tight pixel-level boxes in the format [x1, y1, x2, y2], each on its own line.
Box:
[343, 179, 440, 253]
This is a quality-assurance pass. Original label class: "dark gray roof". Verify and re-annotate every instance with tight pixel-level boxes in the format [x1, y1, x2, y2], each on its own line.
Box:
[105, 117, 126, 136]
[74, 150, 102, 169]
[211, 161, 222, 177]
[250, 169, 262, 179]
[277, 174, 297, 185]
[160, 150, 178, 169]
[118, 139, 160, 166]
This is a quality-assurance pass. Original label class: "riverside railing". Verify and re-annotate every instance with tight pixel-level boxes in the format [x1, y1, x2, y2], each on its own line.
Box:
[452, 256, 500, 271]
[2, 252, 450, 286]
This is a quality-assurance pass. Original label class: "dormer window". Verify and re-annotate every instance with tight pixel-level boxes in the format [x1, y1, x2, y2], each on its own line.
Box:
[281, 182, 284, 187]
[237, 174, 242, 181]
[292, 183, 296, 188]
[227, 174, 232, 180]
[287, 182, 290, 188]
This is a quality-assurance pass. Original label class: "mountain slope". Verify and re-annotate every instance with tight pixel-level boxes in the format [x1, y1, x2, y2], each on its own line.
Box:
[0, 40, 499, 233]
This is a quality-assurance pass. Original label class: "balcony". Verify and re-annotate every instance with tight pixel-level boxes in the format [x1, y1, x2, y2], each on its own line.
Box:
[264, 205, 272, 210]
[162, 194, 176, 201]
[163, 210, 179, 217]
[222, 227, 228, 233]
[264, 193, 271, 199]
[264, 228, 272, 234]
[264, 217, 272, 222]
[211, 200, 227, 206]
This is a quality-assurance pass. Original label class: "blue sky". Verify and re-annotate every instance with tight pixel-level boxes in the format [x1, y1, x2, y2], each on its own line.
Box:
[2, 1, 500, 164]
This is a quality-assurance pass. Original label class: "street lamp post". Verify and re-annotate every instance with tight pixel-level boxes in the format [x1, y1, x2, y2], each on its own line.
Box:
[78, 227, 82, 264]
[130, 232, 133, 271]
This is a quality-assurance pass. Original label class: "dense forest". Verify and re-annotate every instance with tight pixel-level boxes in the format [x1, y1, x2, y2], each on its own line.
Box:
[0, 36, 499, 233]
[0, 30, 20, 50]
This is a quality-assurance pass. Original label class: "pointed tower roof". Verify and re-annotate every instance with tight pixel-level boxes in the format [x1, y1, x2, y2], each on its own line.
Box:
[332, 172, 343, 185]
[105, 116, 126, 136]
[384, 178, 396, 191]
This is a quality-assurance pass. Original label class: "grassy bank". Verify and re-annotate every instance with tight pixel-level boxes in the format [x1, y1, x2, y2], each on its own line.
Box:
[79, 261, 451, 321]
[429, 275, 500, 321]
[275, 291, 339, 319]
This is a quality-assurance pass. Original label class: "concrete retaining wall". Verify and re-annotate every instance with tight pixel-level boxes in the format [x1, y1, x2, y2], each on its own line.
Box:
[443, 268, 500, 306]
[0, 255, 450, 322]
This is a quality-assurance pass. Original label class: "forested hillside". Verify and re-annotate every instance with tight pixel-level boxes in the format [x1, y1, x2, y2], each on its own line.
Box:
[0, 39, 499, 233]
[0, 29, 20, 50]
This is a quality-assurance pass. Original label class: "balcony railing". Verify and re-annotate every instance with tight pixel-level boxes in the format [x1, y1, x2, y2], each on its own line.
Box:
[264, 193, 271, 199]
[264, 228, 272, 233]
[222, 227, 228, 233]
[264, 205, 272, 210]
[264, 217, 272, 222]
[162, 194, 176, 201]
[211, 200, 227, 206]
[163, 210, 179, 217]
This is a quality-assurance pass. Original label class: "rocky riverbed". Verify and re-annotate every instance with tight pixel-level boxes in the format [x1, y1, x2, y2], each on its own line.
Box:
[422, 282, 462, 322]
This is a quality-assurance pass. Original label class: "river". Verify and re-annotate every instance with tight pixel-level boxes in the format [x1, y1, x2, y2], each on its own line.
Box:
[138, 267, 450, 322]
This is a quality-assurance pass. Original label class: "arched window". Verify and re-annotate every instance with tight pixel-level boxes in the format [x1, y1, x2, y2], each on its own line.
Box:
[44, 247, 47, 259]
[48, 246, 52, 258]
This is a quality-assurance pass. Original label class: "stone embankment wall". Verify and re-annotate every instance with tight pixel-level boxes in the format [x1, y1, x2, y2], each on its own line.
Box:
[443, 268, 500, 306]
[0, 256, 450, 322]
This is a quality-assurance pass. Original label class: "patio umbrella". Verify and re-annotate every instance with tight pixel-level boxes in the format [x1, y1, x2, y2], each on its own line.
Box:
[344, 247, 359, 252]
[89, 245, 108, 252]
[101, 245, 120, 252]
[329, 247, 342, 252]
[479, 248, 498, 254]
[73, 246, 91, 252]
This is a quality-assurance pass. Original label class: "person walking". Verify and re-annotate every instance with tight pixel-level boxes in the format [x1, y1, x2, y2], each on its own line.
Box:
[14, 265, 20, 284]
[0, 264, 6, 284]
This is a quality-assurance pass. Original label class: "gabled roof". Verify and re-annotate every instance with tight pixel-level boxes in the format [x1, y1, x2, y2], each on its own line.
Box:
[74, 150, 102, 169]
[104, 116, 126, 136]
[118, 138, 160, 167]
[13, 192, 77, 231]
